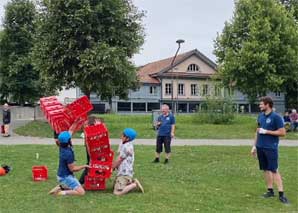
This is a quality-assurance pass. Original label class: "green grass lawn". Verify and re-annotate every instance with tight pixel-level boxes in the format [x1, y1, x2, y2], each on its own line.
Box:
[0, 145, 297, 212]
[14, 114, 298, 139]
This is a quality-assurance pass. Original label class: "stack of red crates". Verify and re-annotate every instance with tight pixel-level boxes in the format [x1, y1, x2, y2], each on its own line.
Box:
[39, 96, 93, 133]
[84, 123, 114, 190]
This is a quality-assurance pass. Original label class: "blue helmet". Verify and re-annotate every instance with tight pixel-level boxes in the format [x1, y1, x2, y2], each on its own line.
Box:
[58, 131, 71, 144]
[123, 128, 137, 141]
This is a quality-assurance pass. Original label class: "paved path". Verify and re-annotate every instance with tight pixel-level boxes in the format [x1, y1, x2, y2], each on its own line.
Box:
[1, 119, 297, 146]
[0, 135, 297, 146]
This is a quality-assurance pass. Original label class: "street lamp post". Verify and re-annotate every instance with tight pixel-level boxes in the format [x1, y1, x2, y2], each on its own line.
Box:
[170, 39, 185, 114]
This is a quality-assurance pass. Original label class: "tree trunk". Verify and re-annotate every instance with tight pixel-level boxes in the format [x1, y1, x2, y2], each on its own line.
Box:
[85, 91, 91, 100]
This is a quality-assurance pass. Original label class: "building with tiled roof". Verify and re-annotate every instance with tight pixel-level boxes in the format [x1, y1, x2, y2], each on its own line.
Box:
[112, 49, 285, 113]
[58, 49, 285, 113]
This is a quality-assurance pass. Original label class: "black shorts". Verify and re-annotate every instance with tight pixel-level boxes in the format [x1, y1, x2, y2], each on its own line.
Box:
[256, 147, 278, 173]
[156, 136, 172, 153]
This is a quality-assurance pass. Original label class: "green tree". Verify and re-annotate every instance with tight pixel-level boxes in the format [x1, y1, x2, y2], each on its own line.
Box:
[0, 0, 42, 104]
[214, 0, 298, 105]
[280, 0, 298, 20]
[280, 0, 298, 108]
[33, 0, 144, 106]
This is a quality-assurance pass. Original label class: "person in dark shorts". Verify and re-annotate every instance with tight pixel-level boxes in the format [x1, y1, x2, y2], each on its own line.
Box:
[251, 96, 289, 204]
[2, 103, 11, 137]
[153, 104, 175, 164]
[79, 116, 104, 184]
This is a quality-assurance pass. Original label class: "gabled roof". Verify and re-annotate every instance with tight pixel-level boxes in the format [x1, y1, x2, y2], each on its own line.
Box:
[137, 49, 217, 84]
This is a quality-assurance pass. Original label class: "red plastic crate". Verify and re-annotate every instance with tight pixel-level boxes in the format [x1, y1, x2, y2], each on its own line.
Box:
[94, 150, 114, 163]
[52, 119, 71, 133]
[84, 176, 106, 190]
[72, 114, 88, 132]
[88, 145, 111, 160]
[40, 101, 62, 112]
[43, 105, 63, 114]
[84, 123, 108, 136]
[32, 166, 48, 181]
[88, 161, 113, 178]
[65, 96, 93, 119]
[85, 125, 110, 156]
[40, 96, 57, 105]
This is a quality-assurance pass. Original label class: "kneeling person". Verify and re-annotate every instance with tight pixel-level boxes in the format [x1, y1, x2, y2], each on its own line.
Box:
[112, 128, 144, 196]
[49, 131, 89, 196]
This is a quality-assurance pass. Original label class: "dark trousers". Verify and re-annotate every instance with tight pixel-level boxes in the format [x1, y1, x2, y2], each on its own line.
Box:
[79, 145, 90, 184]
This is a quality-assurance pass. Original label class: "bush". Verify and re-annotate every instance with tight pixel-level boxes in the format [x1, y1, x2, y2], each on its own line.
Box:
[195, 96, 235, 124]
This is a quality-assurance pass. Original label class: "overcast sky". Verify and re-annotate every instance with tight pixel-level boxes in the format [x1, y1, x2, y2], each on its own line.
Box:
[0, 0, 235, 65]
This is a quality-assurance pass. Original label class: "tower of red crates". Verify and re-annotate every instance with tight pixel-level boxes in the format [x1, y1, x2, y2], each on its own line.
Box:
[39, 95, 114, 188]
[39, 96, 93, 133]
[83, 123, 114, 190]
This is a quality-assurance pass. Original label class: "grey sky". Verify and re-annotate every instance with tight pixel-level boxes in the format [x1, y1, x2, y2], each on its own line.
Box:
[0, 0, 235, 65]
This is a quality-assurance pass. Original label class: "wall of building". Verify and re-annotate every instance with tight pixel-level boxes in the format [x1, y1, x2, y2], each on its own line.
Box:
[162, 78, 214, 100]
[172, 55, 215, 74]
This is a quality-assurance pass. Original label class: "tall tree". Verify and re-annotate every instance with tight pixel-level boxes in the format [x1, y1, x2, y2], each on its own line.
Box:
[0, 0, 42, 104]
[280, 0, 298, 20]
[33, 0, 144, 105]
[214, 0, 298, 104]
[280, 0, 298, 108]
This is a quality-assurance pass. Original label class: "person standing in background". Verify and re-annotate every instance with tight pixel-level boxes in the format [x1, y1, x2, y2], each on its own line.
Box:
[2, 103, 11, 137]
[152, 104, 175, 164]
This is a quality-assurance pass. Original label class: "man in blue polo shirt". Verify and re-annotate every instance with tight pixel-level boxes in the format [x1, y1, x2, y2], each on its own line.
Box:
[251, 96, 289, 204]
[153, 104, 175, 164]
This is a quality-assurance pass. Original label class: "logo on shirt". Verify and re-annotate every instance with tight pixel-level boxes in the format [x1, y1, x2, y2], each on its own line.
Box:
[166, 117, 170, 121]
[266, 118, 271, 124]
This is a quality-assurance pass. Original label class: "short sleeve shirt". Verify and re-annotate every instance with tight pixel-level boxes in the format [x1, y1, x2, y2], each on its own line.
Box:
[157, 113, 176, 136]
[256, 112, 284, 150]
[57, 147, 75, 177]
[117, 142, 134, 177]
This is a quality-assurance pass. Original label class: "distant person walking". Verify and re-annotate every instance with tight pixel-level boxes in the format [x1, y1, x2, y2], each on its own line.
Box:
[153, 104, 175, 164]
[2, 103, 11, 137]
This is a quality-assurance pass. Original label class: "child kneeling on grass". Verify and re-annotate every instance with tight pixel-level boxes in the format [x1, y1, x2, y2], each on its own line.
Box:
[112, 128, 144, 196]
[49, 131, 89, 196]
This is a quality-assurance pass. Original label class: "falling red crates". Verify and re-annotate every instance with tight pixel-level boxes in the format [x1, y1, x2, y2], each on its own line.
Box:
[39, 96, 93, 134]
[32, 166, 48, 181]
[64, 96, 93, 121]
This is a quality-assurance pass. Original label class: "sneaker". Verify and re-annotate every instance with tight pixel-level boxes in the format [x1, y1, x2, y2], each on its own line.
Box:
[152, 158, 159, 163]
[55, 191, 66, 196]
[134, 178, 144, 193]
[164, 159, 169, 164]
[262, 191, 275, 198]
[48, 185, 62, 195]
[279, 196, 289, 204]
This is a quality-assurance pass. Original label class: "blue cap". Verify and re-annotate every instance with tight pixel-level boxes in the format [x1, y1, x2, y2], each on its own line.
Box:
[123, 128, 137, 141]
[58, 131, 71, 144]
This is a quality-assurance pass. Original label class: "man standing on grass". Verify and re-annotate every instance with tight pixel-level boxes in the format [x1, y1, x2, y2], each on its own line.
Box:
[153, 104, 175, 164]
[251, 96, 289, 204]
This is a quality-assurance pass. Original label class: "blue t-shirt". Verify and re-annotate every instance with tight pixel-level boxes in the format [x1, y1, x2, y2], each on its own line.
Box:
[157, 113, 175, 136]
[57, 147, 75, 177]
[256, 112, 284, 150]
